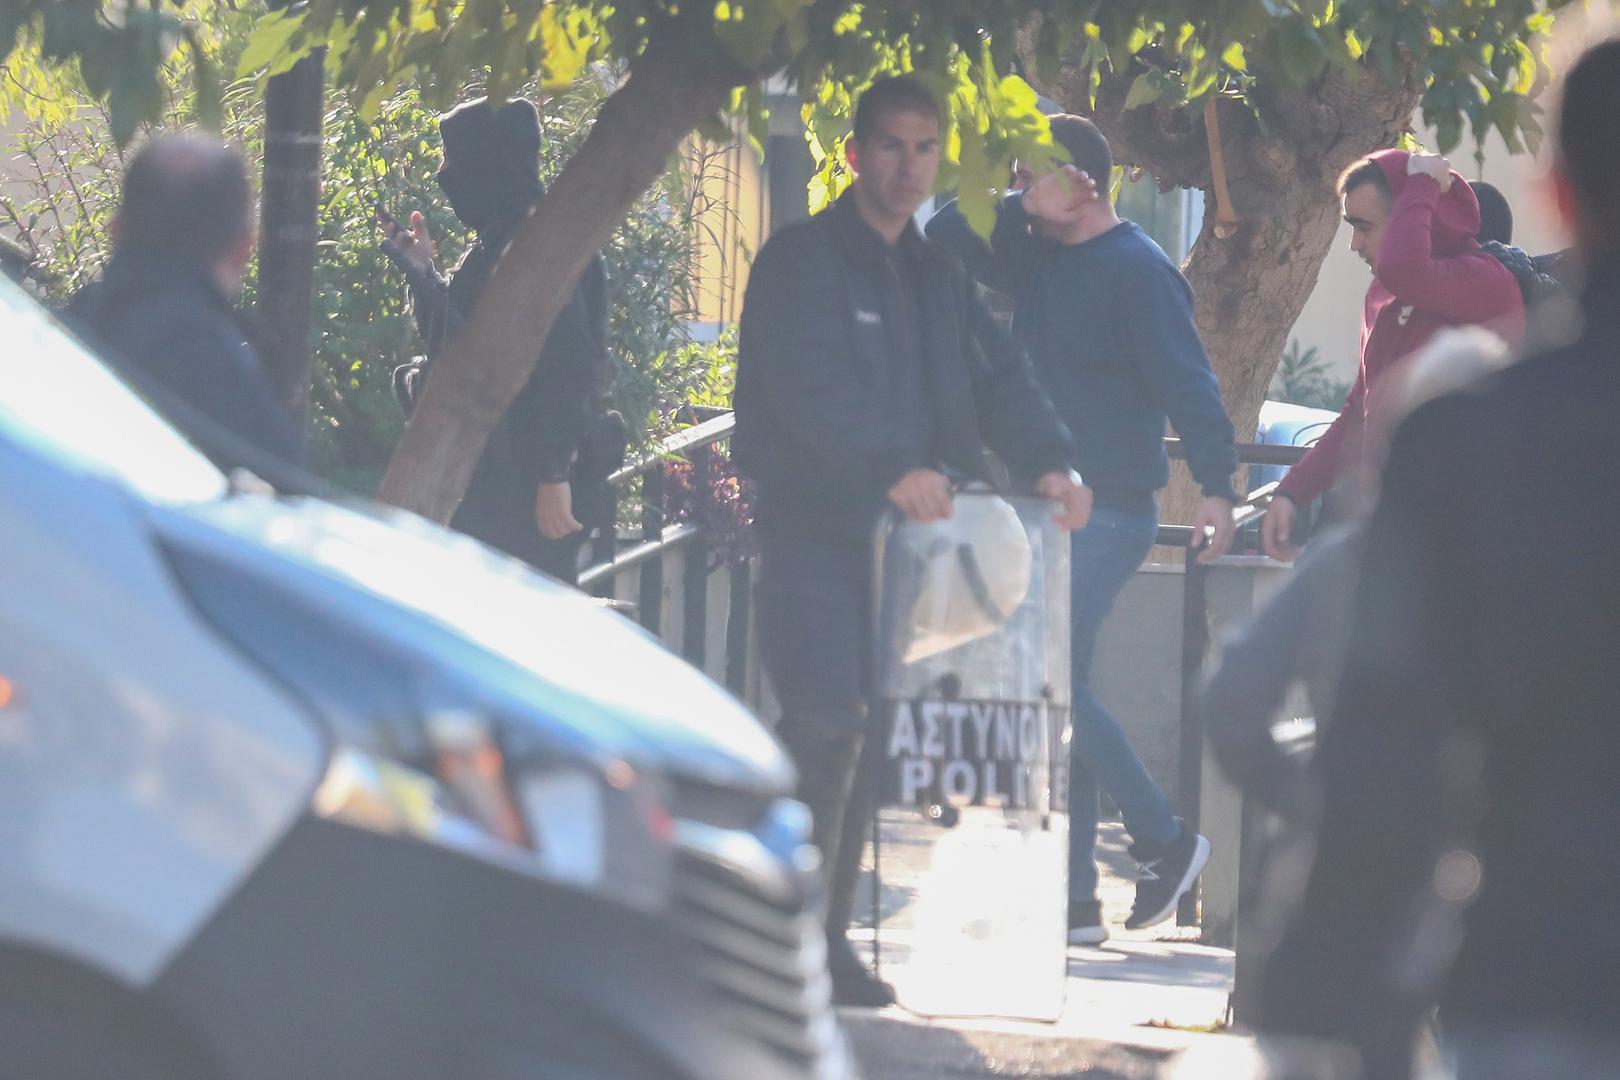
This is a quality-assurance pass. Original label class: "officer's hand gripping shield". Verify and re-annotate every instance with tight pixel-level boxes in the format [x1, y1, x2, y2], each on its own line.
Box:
[866, 491, 1071, 1021]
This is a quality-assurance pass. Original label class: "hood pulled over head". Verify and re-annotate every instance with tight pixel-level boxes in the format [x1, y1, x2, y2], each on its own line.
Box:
[1367, 148, 1482, 256]
[436, 97, 545, 236]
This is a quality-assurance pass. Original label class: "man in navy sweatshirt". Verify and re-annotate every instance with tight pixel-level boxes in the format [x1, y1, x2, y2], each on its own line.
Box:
[928, 115, 1238, 945]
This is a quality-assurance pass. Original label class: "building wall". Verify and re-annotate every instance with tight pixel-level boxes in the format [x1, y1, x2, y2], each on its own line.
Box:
[686, 133, 769, 329]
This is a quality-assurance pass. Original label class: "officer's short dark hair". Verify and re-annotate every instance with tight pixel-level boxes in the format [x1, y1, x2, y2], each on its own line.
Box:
[1471, 181, 1514, 246]
[1558, 38, 1620, 251]
[1337, 158, 1392, 206]
[852, 76, 941, 143]
[118, 135, 253, 264]
[1045, 115, 1113, 186]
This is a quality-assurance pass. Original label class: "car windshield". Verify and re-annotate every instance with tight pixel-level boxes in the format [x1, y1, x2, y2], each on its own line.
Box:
[0, 277, 228, 505]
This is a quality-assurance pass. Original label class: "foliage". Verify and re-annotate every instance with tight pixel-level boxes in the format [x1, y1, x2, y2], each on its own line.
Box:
[1270, 339, 1352, 412]
[0, 10, 739, 493]
[1051, 0, 1574, 161]
[0, 0, 225, 142]
[664, 443, 754, 570]
[3, 1, 1576, 241]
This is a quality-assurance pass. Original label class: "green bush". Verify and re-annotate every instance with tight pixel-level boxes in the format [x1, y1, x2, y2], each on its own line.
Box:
[1270, 338, 1352, 412]
[2, 28, 737, 495]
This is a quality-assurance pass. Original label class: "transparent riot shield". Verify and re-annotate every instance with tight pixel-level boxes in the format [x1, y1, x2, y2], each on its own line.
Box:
[865, 490, 1071, 1021]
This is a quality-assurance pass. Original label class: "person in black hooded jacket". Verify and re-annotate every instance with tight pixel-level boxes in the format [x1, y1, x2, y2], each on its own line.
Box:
[379, 97, 619, 583]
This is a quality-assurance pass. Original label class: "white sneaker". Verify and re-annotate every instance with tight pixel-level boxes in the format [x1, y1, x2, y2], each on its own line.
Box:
[1068, 900, 1110, 946]
[1068, 923, 1110, 946]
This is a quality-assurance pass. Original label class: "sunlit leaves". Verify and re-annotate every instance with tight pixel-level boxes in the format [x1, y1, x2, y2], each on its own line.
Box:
[4, 0, 1575, 192]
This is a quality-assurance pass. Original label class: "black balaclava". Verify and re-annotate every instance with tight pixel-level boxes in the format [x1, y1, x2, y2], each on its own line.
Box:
[436, 97, 545, 237]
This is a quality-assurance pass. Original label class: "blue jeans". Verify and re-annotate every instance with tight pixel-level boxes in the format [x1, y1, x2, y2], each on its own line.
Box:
[1067, 507, 1180, 904]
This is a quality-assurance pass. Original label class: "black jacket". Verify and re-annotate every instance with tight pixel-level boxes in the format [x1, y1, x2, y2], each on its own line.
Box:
[1259, 255, 1620, 1072]
[735, 192, 1078, 540]
[67, 246, 304, 468]
[408, 234, 609, 496]
[401, 99, 612, 553]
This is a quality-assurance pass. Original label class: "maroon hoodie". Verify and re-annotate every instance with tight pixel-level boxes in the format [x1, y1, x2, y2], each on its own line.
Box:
[1276, 149, 1526, 505]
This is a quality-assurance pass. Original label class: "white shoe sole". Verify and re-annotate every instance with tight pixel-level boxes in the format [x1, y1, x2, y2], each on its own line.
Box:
[1068, 925, 1110, 946]
[1127, 834, 1212, 930]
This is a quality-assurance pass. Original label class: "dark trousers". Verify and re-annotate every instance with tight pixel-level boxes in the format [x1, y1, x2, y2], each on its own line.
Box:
[757, 531, 876, 936]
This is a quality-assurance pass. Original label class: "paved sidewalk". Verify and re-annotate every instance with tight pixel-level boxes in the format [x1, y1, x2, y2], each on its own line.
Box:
[844, 818, 1239, 1080]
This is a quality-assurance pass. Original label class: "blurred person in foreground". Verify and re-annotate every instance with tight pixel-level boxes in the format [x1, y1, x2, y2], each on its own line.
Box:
[1200, 327, 1511, 1042]
[734, 75, 1090, 1006]
[68, 135, 303, 467]
[1262, 149, 1526, 561]
[1202, 326, 1514, 820]
[1254, 37, 1620, 1079]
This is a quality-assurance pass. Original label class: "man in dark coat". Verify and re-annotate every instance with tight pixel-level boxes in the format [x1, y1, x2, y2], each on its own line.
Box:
[69, 135, 303, 468]
[1257, 38, 1620, 1079]
[734, 75, 1091, 1006]
[380, 98, 617, 583]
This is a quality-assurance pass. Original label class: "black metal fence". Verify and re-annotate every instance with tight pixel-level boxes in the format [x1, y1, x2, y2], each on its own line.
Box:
[577, 411, 751, 692]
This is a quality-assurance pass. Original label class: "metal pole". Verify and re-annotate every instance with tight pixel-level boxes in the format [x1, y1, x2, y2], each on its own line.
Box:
[1177, 554, 1210, 927]
[639, 468, 665, 634]
[724, 560, 751, 694]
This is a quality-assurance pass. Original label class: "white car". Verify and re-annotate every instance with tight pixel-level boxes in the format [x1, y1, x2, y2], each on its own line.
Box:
[0, 276, 847, 1080]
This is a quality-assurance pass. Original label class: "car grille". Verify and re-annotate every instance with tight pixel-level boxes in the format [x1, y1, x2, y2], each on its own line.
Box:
[671, 828, 844, 1079]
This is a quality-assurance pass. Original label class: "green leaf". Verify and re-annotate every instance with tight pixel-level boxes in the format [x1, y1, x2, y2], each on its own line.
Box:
[182, 25, 223, 133]
[745, 82, 768, 162]
[1396, 131, 1429, 154]
[1123, 71, 1165, 110]
[237, 9, 307, 77]
[1222, 42, 1247, 72]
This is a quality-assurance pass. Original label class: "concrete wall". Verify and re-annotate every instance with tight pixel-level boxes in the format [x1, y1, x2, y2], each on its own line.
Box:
[1090, 556, 1301, 945]
[1089, 558, 1296, 807]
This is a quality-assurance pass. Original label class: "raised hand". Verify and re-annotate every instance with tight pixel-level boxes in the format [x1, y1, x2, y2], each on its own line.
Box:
[1406, 152, 1454, 193]
[376, 207, 437, 274]
[1022, 164, 1099, 225]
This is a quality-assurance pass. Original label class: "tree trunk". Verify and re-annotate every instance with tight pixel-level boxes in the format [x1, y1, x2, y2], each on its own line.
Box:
[257, 46, 325, 430]
[1023, 48, 1421, 532]
[375, 44, 740, 521]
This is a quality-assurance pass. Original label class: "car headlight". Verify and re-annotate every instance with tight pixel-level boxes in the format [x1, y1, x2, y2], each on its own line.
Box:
[517, 757, 674, 908]
[310, 713, 675, 909]
[159, 537, 676, 906]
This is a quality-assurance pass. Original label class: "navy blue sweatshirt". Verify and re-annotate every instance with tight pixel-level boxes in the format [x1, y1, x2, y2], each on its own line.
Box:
[927, 194, 1237, 515]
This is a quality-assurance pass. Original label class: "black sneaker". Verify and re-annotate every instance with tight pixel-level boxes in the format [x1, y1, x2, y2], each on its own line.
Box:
[1125, 823, 1211, 931]
[826, 931, 896, 1008]
[1067, 899, 1109, 946]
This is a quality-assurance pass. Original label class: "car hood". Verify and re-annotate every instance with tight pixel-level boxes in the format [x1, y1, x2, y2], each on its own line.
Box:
[154, 492, 792, 795]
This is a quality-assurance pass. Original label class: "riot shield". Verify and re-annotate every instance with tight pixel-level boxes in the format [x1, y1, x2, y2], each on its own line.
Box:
[866, 491, 1071, 1021]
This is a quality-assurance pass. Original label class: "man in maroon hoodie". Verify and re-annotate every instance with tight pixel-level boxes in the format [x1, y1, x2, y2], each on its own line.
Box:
[1262, 149, 1526, 561]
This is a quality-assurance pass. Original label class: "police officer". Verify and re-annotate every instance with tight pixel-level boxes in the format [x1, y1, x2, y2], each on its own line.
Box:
[734, 75, 1091, 1006]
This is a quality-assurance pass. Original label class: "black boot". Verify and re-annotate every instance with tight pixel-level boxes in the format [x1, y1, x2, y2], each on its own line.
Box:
[776, 723, 863, 868]
[826, 930, 896, 1008]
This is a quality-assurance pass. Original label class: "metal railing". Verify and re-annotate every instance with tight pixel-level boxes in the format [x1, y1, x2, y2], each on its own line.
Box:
[581, 418, 1310, 1015]
[577, 410, 751, 693]
[1159, 441, 1309, 926]
[577, 409, 1308, 720]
